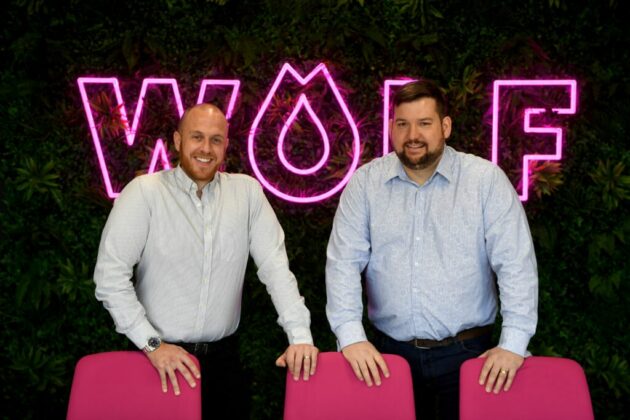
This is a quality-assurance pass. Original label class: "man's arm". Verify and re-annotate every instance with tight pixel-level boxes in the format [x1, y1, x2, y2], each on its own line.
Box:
[247, 180, 318, 380]
[478, 165, 539, 393]
[94, 178, 199, 394]
[325, 173, 390, 386]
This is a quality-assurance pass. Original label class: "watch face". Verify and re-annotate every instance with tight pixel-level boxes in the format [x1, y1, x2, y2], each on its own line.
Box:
[148, 337, 161, 348]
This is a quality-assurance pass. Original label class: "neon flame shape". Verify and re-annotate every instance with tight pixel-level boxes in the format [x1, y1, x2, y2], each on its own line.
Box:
[382, 78, 416, 155]
[492, 80, 577, 201]
[77, 77, 240, 198]
[277, 94, 331, 175]
[248, 63, 361, 203]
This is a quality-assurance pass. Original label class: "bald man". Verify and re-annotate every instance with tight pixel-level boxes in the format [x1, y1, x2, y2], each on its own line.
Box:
[94, 104, 318, 418]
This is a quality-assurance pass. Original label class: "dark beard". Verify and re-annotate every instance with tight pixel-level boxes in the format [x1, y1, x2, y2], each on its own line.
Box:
[395, 140, 445, 170]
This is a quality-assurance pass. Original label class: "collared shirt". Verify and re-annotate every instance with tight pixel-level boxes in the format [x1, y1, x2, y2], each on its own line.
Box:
[326, 146, 538, 356]
[94, 166, 312, 349]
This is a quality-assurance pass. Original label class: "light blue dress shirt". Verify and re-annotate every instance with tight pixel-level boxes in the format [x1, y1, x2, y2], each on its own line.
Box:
[94, 166, 312, 349]
[326, 146, 538, 356]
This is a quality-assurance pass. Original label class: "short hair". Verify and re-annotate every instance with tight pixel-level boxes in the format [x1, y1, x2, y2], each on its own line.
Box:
[393, 79, 448, 119]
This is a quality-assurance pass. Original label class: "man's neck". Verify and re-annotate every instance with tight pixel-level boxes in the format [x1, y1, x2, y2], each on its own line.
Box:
[403, 158, 441, 186]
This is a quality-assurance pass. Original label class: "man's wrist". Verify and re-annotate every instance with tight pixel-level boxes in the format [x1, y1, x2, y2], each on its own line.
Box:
[142, 336, 162, 354]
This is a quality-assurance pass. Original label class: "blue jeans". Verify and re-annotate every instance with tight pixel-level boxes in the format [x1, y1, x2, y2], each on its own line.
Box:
[374, 329, 492, 420]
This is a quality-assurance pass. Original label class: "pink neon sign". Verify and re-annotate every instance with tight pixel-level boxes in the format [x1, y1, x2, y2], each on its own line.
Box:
[492, 80, 577, 201]
[277, 94, 331, 175]
[78, 73, 578, 204]
[77, 77, 240, 198]
[247, 63, 361, 204]
[382, 78, 416, 155]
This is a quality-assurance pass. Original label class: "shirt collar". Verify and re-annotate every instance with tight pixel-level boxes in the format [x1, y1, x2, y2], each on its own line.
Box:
[434, 145, 454, 183]
[383, 145, 455, 184]
[174, 165, 220, 196]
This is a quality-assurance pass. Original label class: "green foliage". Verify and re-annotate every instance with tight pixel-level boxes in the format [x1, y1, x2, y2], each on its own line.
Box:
[1, 0, 629, 418]
[530, 161, 564, 199]
[590, 160, 630, 210]
[15, 158, 62, 207]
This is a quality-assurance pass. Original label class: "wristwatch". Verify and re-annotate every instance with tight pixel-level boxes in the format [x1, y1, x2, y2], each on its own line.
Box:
[142, 336, 162, 354]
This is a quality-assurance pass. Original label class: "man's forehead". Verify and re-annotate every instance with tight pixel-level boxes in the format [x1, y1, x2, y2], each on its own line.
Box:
[394, 98, 439, 118]
[182, 109, 227, 130]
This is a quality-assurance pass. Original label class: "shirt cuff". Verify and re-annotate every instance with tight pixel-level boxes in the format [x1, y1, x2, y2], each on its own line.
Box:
[498, 326, 532, 357]
[126, 318, 160, 349]
[335, 321, 368, 350]
[286, 327, 314, 345]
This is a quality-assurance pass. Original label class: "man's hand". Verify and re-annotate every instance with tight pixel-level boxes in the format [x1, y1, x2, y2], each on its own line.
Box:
[146, 343, 201, 395]
[341, 341, 390, 387]
[276, 344, 319, 381]
[478, 346, 524, 393]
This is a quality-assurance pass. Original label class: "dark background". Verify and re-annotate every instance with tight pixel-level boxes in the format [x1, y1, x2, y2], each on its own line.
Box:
[1, 0, 629, 418]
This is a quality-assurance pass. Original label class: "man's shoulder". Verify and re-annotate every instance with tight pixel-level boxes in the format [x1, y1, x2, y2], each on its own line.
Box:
[119, 170, 170, 197]
[450, 148, 500, 179]
[219, 172, 261, 189]
[353, 153, 398, 184]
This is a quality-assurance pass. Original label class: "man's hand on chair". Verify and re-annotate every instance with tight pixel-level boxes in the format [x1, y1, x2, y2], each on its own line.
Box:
[276, 344, 319, 381]
[341, 341, 390, 387]
[146, 343, 201, 395]
[478, 346, 524, 393]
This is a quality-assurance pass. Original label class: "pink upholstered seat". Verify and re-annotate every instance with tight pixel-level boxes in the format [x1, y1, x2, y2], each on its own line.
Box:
[284, 351, 415, 420]
[67, 351, 201, 420]
[460, 356, 594, 420]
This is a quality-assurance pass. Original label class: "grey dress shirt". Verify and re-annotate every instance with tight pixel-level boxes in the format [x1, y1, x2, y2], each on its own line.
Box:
[94, 166, 313, 349]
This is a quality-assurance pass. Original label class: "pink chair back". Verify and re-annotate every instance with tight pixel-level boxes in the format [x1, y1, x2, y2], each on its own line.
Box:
[67, 351, 201, 420]
[460, 356, 594, 420]
[283, 351, 415, 420]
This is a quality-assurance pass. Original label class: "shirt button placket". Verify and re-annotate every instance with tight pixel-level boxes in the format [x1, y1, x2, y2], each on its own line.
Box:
[194, 196, 212, 338]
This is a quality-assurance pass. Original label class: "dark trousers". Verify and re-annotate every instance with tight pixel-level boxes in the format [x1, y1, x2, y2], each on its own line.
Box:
[178, 335, 251, 420]
[374, 329, 492, 420]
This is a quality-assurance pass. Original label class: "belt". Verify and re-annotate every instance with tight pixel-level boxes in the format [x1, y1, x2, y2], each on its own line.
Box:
[406, 325, 493, 349]
[175, 334, 238, 356]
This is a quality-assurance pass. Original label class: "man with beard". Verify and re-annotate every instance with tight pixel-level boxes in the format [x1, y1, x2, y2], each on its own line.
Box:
[94, 104, 318, 419]
[326, 80, 538, 419]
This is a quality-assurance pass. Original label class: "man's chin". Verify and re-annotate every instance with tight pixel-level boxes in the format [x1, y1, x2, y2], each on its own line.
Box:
[397, 152, 427, 170]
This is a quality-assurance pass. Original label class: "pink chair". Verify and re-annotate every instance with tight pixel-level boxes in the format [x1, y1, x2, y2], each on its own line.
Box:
[67, 351, 201, 420]
[283, 351, 415, 420]
[460, 356, 594, 420]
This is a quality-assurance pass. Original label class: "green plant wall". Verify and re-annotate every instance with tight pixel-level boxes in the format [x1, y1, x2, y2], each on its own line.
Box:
[1, 0, 629, 418]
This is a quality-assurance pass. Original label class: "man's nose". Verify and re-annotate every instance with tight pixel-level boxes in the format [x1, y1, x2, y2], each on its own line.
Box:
[409, 124, 420, 140]
[200, 138, 212, 152]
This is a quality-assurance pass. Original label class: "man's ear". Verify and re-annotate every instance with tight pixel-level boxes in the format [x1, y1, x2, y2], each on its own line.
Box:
[442, 116, 452, 140]
[173, 131, 181, 152]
